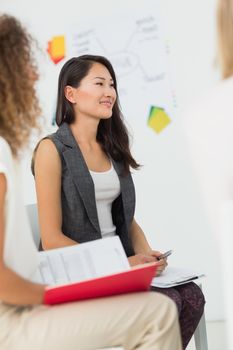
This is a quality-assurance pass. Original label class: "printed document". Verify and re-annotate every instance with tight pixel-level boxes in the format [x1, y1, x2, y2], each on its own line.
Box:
[32, 236, 130, 285]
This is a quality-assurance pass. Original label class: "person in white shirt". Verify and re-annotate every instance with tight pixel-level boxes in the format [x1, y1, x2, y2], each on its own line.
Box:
[0, 13, 182, 350]
[184, 0, 233, 348]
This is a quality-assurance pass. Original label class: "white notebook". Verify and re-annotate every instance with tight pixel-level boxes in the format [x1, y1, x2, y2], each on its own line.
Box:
[151, 267, 205, 288]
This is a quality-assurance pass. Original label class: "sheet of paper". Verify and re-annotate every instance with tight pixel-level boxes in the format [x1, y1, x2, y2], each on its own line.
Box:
[151, 267, 205, 288]
[32, 236, 130, 285]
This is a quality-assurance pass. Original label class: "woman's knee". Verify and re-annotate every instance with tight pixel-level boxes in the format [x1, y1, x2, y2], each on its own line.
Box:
[144, 292, 180, 325]
[177, 282, 205, 313]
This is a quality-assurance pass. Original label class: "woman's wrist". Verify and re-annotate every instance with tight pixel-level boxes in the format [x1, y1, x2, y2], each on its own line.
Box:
[32, 284, 46, 305]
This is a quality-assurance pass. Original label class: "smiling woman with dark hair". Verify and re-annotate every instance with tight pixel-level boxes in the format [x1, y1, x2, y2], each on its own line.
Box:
[33, 54, 205, 349]
[0, 15, 182, 350]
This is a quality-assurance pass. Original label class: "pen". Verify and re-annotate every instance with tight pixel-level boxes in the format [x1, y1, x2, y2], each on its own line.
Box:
[157, 250, 173, 260]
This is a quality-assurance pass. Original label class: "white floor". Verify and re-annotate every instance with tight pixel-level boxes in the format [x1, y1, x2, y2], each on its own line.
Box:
[187, 321, 227, 350]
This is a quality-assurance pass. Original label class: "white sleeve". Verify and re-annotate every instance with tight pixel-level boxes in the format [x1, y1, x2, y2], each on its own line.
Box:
[0, 139, 11, 190]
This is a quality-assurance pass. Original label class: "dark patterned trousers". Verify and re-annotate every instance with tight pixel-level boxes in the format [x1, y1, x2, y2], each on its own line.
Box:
[151, 282, 205, 349]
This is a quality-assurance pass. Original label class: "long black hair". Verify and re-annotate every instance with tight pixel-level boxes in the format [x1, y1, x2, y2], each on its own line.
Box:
[56, 54, 140, 174]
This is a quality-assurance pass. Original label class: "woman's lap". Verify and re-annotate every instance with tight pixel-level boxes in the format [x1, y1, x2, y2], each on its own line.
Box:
[151, 282, 205, 315]
[0, 292, 179, 350]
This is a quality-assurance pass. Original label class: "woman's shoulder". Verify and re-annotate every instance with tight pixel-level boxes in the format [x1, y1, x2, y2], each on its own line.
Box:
[35, 134, 64, 159]
[35, 127, 65, 153]
[31, 136, 60, 176]
[0, 136, 11, 151]
[0, 137, 13, 162]
[0, 137, 14, 178]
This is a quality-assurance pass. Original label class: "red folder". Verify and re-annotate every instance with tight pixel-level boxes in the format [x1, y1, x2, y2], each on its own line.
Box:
[43, 262, 157, 305]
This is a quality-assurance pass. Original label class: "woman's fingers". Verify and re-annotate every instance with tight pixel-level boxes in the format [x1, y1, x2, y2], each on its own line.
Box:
[128, 253, 155, 266]
[155, 259, 167, 275]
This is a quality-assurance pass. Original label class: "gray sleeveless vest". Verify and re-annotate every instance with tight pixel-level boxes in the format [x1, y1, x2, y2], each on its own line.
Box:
[48, 122, 135, 257]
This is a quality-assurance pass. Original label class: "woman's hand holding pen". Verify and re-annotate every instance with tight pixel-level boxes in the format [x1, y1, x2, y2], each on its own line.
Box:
[148, 250, 168, 276]
[128, 251, 168, 276]
[149, 250, 167, 276]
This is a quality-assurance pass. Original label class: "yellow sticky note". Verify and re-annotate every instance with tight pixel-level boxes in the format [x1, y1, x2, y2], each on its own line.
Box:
[47, 36, 66, 64]
[148, 106, 171, 133]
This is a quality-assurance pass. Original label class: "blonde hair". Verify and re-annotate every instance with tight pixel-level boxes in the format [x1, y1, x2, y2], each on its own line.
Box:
[217, 0, 233, 78]
[0, 14, 41, 157]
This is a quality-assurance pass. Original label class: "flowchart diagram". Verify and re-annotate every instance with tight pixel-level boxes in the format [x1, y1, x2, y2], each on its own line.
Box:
[47, 10, 177, 133]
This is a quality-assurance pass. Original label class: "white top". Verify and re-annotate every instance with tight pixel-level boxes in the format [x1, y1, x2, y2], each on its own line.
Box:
[184, 77, 233, 241]
[184, 77, 233, 347]
[0, 137, 38, 280]
[90, 163, 121, 238]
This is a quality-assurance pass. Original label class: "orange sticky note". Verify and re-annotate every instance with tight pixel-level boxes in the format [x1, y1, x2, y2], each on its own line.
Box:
[47, 35, 66, 64]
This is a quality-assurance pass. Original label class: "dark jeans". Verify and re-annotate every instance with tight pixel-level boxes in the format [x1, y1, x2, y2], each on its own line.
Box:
[151, 282, 205, 349]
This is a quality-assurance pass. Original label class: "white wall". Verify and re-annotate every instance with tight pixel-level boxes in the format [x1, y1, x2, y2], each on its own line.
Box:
[1, 0, 223, 320]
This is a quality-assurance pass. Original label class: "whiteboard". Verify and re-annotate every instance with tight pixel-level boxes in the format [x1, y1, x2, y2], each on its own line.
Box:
[1, 0, 222, 320]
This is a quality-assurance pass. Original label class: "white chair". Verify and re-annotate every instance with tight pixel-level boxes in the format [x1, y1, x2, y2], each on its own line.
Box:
[26, 203, 40, 249]
[26, 204, 208, 350]
[194, 284, 208, 350]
